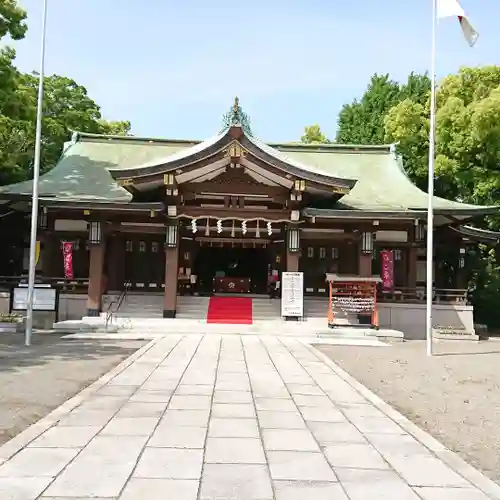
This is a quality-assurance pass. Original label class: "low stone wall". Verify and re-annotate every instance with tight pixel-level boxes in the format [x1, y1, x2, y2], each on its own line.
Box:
[378, 303, 475, 340]
[0, 292, 9, 314]
[0, 291, 87, 325]
[57, 294, 87, 321]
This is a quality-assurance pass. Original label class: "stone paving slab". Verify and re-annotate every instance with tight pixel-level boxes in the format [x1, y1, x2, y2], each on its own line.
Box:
[0, 333, 497, 499]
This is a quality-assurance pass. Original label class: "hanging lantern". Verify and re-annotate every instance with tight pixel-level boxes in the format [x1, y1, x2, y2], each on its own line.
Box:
[205, 218, 210, 236]
[361, 232, 373, 254]
[459, 247, 466, 268]
[242, 220, 247, 235]
[191, 218, 197, 233]
[415, 222, 425, 241]
[88, 221, 102, 245]
[267, 221, 272, 235]
[216, 220, 223, 233]
[288, 227, 300, 253]
[38, 207, 48, 230]
[165, 223, 178, 248]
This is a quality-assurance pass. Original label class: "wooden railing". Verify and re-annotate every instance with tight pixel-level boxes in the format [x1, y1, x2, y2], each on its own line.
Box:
[105, 282, 130, 330]
[377, 287, 469, 305]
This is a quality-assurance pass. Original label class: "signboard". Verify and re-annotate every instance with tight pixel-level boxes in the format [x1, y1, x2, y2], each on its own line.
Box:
[281, 272, 304, 317]
[12, 285, 56, 311]
[381, 250, 394, 290]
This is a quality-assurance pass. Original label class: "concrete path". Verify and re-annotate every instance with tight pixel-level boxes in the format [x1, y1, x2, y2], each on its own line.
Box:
[0, 334, 498, 499]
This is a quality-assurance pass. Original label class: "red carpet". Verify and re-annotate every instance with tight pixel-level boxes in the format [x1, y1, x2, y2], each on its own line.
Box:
[206, 297, 253, 324]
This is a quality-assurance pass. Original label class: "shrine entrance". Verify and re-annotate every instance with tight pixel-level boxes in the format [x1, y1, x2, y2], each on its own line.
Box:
[193, 240, 270, 296]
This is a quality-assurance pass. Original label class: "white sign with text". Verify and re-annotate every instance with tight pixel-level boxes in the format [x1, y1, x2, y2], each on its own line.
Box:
[281, 272, 304, 317]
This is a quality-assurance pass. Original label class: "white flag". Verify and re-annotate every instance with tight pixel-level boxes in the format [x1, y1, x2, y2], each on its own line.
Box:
[437, 0, 478, 47]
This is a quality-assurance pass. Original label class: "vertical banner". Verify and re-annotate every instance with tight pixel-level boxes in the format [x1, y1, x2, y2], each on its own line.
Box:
[381, 250, 394, 290]
[62, 241, 74, 279]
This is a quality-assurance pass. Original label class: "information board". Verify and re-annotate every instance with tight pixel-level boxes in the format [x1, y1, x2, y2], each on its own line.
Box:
[12, 285, 56, 311]
[281, 272, 304, 317]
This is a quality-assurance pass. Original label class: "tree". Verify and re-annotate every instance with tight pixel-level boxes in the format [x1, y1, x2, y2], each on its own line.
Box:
[301, 124, 330, 144]
[384, 66, 500, 328]
[385, 66, 500, 205]
[0, 116, 32, 185]
[336, 72, 430, 145]
[0, 73, 133, 183]
[97, 119, 132, 136]
[0, 0, 27, 41]
[0, 1, 132, 186]
[0, 47, 23, 116]
[0, 70, 133, 185]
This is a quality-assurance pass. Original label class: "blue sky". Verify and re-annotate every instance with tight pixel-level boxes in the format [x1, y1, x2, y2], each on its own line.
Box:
[8, 0, 500, 141]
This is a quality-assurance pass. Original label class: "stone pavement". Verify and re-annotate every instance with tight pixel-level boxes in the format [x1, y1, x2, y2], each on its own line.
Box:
[0, 334, 498, 500]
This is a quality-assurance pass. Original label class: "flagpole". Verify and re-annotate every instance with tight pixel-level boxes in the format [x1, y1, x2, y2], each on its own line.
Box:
[425, 0, 438, 357]
[25, 0, 48, 347]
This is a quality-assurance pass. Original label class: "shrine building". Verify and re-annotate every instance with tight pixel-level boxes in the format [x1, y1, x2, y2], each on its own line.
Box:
[0, 98, 498, 336]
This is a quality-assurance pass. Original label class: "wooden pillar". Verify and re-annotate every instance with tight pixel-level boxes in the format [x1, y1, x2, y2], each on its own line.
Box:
[163, 244, 179, 318]
[106, 234, 124, 291]
[359, 254, 372, 277]
[86, 242, 106, 316]
[41, 217, 56, 278]
[286, 251, 299, 272]
[41, 234, 57, 278]
[407, 247, 417, 289]
[358, 231, 373, 277]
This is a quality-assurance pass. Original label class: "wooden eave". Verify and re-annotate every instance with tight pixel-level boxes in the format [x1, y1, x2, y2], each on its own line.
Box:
[450, 225, 500, 244]
[42, 201, 164, 213]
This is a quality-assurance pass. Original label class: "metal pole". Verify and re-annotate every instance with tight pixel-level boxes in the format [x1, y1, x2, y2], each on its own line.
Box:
[25, 0, 48, 346]
[425, 0, 438, 357]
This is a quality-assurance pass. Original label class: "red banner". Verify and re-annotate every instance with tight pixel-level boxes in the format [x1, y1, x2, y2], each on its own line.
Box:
[62, 242, 74, 279]
[381, 250, 394, 290]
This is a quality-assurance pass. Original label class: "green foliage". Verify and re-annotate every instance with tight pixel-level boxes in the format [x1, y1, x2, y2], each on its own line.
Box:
[307, 66, 500, 328]
[97, 119, 131, 136]
[385, 66, 500, 208]
[384, 66, 500, 327]
[0, 0, 27, 41]
[0, 312, 21, 323]
[19, 74, 104, 174]
[300, 124, 330, 144]
[0, 116, 32, 185]
[0, 0, 131, 186]
[336, 73, 430, 145]
[468, 246, 500, 328]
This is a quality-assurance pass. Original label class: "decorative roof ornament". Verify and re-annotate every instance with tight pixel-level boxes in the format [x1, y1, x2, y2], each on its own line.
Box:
[221, 96, 253, 136]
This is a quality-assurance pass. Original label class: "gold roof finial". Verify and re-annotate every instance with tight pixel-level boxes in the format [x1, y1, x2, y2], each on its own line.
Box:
[233, 96, 239, 113]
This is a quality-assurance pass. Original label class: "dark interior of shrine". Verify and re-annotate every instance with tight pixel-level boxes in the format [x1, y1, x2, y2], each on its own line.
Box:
[194, 246, 269, 294]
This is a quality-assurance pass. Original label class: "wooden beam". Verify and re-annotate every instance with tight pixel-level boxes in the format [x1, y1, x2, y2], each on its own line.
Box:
[181, 180, 286, 197]
[175, 206, 294, 222]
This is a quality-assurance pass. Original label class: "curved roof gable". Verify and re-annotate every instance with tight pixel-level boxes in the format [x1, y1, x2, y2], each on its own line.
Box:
[108, 125, 357, 193]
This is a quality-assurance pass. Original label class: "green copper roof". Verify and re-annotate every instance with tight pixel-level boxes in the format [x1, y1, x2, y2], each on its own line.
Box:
[0, 129, 497, 217]
[274, 143, 493, 213]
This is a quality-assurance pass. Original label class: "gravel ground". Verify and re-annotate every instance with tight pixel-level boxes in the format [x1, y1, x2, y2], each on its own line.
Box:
[0, 333, 146, 444]
[315, 339, 500, 484]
